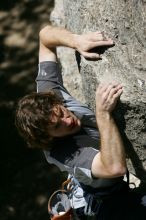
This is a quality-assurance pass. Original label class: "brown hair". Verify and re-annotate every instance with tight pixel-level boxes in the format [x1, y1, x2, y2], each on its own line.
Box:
[15, 91, 62, 150]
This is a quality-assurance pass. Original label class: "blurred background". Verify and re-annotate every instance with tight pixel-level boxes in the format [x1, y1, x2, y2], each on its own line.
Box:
[0, 1, 66, 219]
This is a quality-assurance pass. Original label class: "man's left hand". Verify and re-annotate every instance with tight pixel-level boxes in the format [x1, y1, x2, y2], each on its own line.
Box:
[74, 31, 114, 59]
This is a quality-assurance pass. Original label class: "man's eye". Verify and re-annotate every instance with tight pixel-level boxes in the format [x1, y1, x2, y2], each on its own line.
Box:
[59, 109, 64, 118]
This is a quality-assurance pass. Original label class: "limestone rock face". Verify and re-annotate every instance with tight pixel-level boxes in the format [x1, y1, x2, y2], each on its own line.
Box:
[54, 0, 146, 182]
[50, 0, 85, 103]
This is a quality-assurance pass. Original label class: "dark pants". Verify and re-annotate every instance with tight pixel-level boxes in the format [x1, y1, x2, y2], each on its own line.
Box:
[75, 190, 146, 220]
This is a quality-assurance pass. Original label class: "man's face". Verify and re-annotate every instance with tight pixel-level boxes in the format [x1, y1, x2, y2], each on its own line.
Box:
[48, 105, 81, 137]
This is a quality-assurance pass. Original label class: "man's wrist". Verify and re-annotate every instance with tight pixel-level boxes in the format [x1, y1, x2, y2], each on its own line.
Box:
[73, 34, 82, 50]
[96, 111, 115, 136]
[96, 111, 112, 123]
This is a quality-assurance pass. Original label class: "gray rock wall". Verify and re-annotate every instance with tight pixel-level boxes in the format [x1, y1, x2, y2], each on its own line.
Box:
[53, 0, 146, 183]
[50, 0, 85, 103]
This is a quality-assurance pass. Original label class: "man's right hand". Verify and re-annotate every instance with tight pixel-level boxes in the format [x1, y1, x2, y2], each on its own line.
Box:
[96, 82, 123, 115]
[91, 82, 126, 178]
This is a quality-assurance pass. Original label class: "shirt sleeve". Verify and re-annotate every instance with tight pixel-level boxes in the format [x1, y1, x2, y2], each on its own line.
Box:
[36, 61, 66, 92]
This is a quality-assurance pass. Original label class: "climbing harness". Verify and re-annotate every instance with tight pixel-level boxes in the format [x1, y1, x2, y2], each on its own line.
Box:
[48, 171, 130, 219]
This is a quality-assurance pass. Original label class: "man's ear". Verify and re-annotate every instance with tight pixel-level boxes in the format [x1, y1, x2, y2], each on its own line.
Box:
[52, 104, 60, 115]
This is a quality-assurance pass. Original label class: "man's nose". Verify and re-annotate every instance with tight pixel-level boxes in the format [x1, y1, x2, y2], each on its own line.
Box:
[61, 117, 72, 126]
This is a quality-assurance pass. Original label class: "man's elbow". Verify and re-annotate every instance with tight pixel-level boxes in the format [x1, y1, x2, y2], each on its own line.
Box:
[91, 154, 127, 178]
[109, 165, 127, 177]
[39, 25, 52, 42]
[39, 28, 45, 44]
[39, 27, 45, 39]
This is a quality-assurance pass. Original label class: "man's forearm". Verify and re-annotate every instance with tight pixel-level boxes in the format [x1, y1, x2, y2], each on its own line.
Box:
[39, 25, 77, 49]
[92, 83, 127, 178]
[39, 25, 114, 61]
[97, 112, 126, 176]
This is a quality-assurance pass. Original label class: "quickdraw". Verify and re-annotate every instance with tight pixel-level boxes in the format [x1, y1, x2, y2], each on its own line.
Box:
[48, 179, 74, 220]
